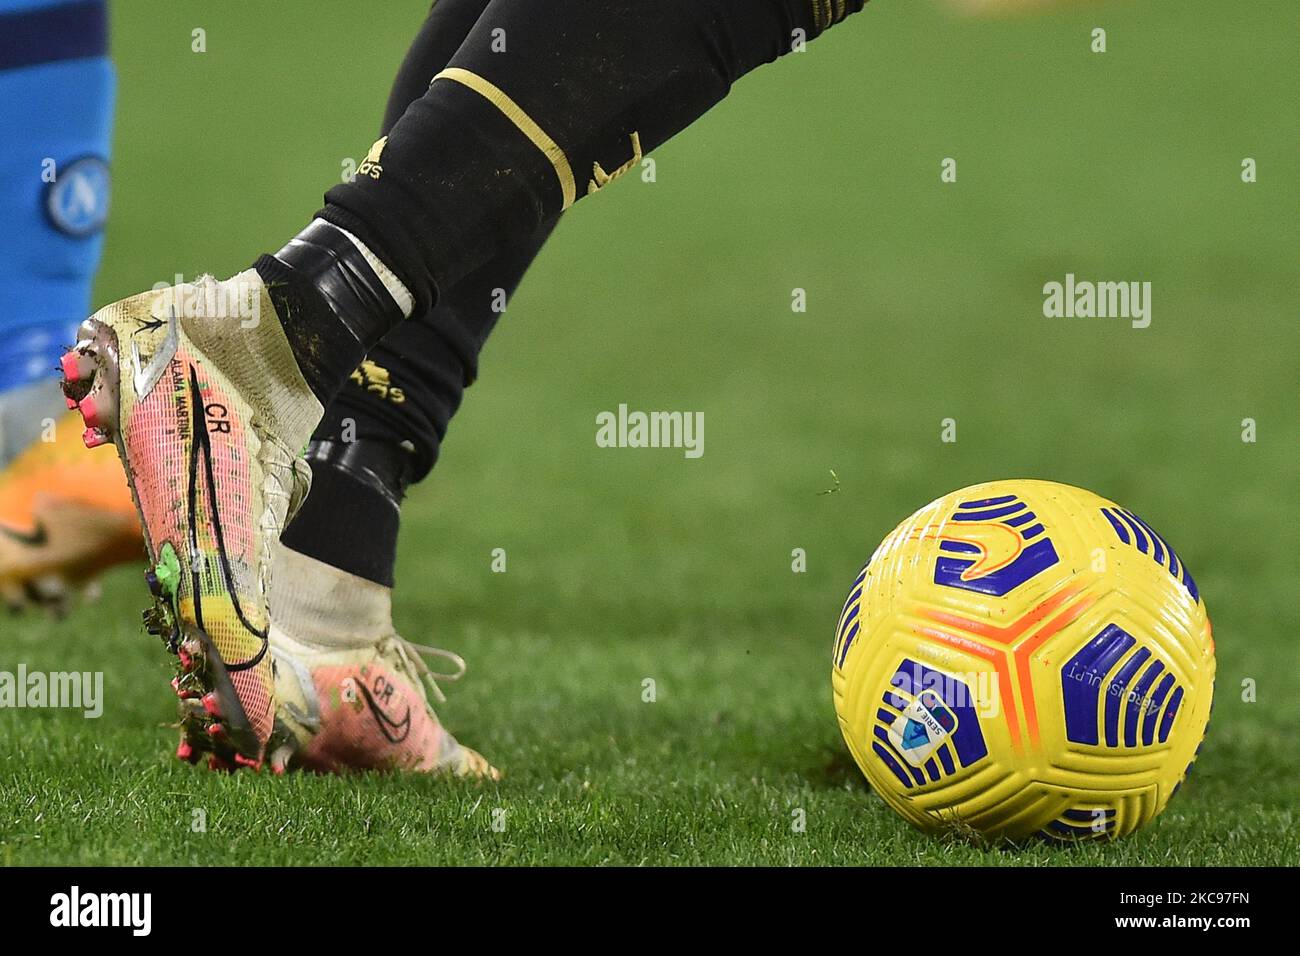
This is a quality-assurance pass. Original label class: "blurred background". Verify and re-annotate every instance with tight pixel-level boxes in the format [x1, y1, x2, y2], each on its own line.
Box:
[1, 0, 1296, 864]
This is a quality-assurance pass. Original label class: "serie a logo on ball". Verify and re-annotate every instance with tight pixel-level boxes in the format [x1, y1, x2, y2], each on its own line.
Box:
[831, 479, 1214, 842]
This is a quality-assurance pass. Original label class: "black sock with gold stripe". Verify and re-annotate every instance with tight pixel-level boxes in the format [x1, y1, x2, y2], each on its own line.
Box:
[272, 0, 868, 388]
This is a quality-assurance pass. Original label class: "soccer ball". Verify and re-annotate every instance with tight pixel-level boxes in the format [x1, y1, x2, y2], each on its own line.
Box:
[832, 479, 1214, 842]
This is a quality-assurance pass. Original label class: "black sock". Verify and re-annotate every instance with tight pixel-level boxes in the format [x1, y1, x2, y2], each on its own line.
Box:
[258, 0, 868, 403]
[319, 0, 868, 315]
[263, 1, 866, 404]
[278, 438, 413, 587]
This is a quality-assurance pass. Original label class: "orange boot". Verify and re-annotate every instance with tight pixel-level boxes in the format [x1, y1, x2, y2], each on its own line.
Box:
[0, 410, 141, 614]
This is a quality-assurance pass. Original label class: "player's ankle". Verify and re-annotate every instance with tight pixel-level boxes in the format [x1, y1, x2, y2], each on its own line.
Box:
[278, 437, 411, 589]
[269, 539, 395, 651]
[255, 218, 413, 404]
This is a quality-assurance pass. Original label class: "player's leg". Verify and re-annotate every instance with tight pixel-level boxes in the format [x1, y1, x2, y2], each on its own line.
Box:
[261, 0, 868, 407]
[282, 0, 555, 593]
[269, 0, 555, 776]
[0, 0, 114, 460]
[65, 0, 868, 766]
[0, 0, 135, 612]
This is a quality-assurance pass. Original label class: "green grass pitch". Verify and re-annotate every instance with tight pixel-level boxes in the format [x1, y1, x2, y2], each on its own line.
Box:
[1, 0, 1296, 866]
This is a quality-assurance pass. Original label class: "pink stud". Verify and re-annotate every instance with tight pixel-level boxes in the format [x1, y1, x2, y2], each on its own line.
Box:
[60, 351, 83, 383]
[178, 640, 202, 672]
[78, 395, 105, 429]
[234, 753, 262, 771]
[176, 740, 193, 761]
[65, 395, 78, 410]
[201, 692, 221, 717]
[207, 722, 225, 738]
[81, 427, 109, 449]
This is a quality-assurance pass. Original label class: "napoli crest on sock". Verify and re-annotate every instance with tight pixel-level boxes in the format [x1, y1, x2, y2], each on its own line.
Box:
[46, 155, 110, 237]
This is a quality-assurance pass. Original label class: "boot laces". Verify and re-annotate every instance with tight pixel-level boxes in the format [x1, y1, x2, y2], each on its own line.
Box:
[385, 636, 466, 705]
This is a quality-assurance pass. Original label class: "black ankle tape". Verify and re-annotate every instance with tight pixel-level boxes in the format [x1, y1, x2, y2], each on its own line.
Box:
[271, 220, 405, 349]
[304, 438, 412, 511]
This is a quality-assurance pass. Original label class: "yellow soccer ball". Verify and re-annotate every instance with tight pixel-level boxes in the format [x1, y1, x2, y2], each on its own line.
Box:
[831, 480, 1214, 841]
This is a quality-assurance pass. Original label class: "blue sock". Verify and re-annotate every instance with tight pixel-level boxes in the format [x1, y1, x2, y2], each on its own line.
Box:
[0, 0, 114, 461]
